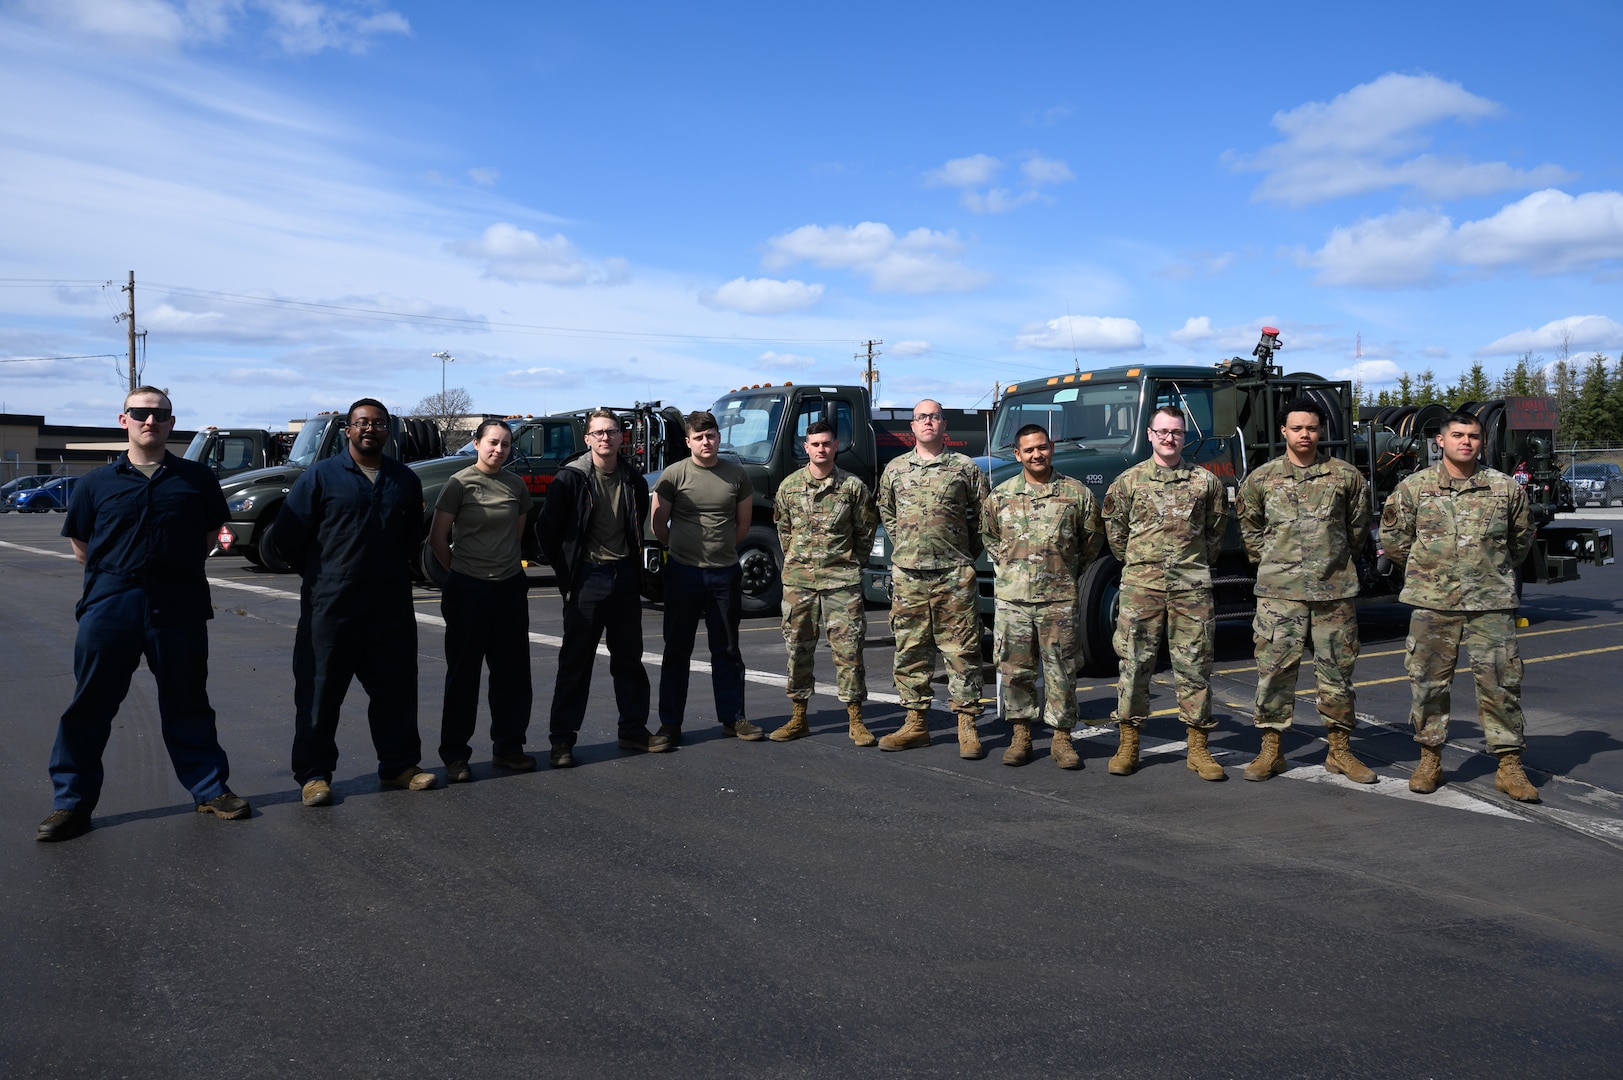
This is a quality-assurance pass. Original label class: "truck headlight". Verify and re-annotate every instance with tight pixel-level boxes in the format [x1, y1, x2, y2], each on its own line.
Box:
[227, 495, 255, 513]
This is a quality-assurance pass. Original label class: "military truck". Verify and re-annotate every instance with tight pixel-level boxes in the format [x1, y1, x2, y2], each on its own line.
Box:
[408, 402, 687, 581]
[214, 411, 443, 572]
[863, 328, 1613, 674]
[184, 427, 297, 479]
[639, 382, 990, 615]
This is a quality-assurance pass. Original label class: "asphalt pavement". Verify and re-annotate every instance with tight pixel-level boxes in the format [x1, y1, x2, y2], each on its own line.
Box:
[3, 508, 1623, 1078]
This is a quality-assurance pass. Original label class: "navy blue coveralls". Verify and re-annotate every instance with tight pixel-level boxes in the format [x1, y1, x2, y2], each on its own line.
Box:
[278, 448, 425, 784]
[51, 452, 233, 812]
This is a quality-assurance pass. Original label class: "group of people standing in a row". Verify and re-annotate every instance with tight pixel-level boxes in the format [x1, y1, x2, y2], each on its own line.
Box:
[35, 386, 1541, 843]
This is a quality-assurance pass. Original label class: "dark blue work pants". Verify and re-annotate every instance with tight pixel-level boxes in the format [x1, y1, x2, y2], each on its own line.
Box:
[291, 605, 421, 784]
[550, 559, 649, 746]
[658, 560, 746, 730]
[50, 589, 230, 812]
[438, 570, 532, 764]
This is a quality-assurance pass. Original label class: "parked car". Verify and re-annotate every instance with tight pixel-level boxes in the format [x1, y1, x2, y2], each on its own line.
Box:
[1563, 462, 1623, 507]
[10, 475, 77, 512]
[0, 475, 48, 512]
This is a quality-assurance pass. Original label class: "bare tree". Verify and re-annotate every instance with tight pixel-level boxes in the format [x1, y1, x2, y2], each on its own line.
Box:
[413, 387, 476, 447]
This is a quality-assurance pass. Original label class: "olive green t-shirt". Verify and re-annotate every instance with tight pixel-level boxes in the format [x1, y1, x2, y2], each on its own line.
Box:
[435, 465, 533, 580]
[654, 456, 753, 568]
[586, 464, 630, 562]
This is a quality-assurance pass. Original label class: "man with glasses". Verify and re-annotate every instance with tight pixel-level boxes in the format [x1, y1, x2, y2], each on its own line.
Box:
[1235, 397, 1376, 784]
[769, 420, 880, 745]
[650, 410, 760, 742]
[39, 387, 246, 841]
[278, 399, 437, 806]
[876, 399, 991, 756]
[983, 424, 1105, 768]
[540, 409, 669, 765]
[1101, 405, 1229, 780]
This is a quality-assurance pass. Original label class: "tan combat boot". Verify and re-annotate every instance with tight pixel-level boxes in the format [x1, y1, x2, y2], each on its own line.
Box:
[1409, 745, 1444, 793]
[1494, 749, 1540, 803]
[957, 711, 985, 760]
[770, 700, 811, 742]
[1003, 721, 1032, 766]
[1108, 720, 1141, 776]
[879, 708, 931, 752]
[1050, 727, 1081, 770]
[846, 702, 877, 747]
[1185, 726, 1227, 781]
[1325, 729, 1377, 784]
[1243, 729, 1287, 781]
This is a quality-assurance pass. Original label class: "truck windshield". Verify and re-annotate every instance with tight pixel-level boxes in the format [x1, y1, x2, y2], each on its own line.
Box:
[990, 382, 1142, 450]
[184, 432, 211, 461]
[710, 392, 786, 464]
[287, 418, 343, 467]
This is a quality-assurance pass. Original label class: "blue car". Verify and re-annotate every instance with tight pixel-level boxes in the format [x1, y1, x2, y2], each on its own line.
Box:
[0, 475, 48, 512]
[10, 475, 77, 513]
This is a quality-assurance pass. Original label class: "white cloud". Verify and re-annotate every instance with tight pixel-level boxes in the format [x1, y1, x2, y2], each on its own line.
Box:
[1333, 359, 1403, 385]
[467, 167, 499, 187]
[756, 350, 816, 370]
[924, 153, 1001, 188]
[698, 276, 824, 315]
[1230, 73, 1571, 205]
[961, 188, 1039, 214]
[1476, 315, 1623, 356]
[1421, 345, 1450, 359]
[1015, 315, 1144, 352]
[762, 222, 992, 294]
[450, 223, 628, 286]
[9, 0, 410, 55]
[1166, 316, 1273, 350]
[1302, 189, 1623, 287]
[1021, 156, 1074, 186]
[890, 339, 931, 356]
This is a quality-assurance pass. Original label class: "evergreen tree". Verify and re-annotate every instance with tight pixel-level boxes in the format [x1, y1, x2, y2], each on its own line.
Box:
[1395, 372, 1415, 406]
[1569, 353, 1615, 446]
[1551, 359, 1580, 447]
[1606, 356, 1623, 445]
[1415, 368, 1440, 404]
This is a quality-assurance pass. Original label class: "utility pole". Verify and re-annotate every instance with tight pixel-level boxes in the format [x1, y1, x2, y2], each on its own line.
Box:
[122, 271, 136, 392]
[855, 339, 882, 400]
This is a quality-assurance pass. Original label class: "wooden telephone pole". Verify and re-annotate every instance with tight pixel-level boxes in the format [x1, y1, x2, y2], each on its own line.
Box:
[121, 271, 136, 392]
[855, 339, 882, 399]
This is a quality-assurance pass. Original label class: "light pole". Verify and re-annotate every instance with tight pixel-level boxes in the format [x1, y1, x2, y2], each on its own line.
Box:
[432, 351, 455, 405]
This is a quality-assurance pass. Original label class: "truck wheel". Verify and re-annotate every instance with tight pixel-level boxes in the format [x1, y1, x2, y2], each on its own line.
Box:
[1605, 493, 1614, 509]
[257, 514, 294, 574]
[1077, 555, 1123, 677]
[737, 525, 784, 617]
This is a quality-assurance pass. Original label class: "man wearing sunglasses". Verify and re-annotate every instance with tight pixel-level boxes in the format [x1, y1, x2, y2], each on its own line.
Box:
[1101, 406, 1229, 781]
[277, 398, 436, 806]
[39, 387, 246, 841]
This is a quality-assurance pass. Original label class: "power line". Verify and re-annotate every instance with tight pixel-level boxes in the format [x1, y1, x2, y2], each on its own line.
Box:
[0, 354, 121, 364]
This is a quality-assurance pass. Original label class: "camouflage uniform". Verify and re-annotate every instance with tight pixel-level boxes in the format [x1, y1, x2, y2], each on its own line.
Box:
[1381, 462, 1534, 752]
[774, 465, 879, 703]
[983, 473, 1104, 729]
[877, 449, 990, 714]
[1102, 459, 1227, 727]
[1236, 453, 1370, 732]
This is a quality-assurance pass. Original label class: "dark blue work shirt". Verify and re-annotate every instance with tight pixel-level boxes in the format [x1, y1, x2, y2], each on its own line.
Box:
[61, 452, 230, 625]
[277, 448, 424, 614]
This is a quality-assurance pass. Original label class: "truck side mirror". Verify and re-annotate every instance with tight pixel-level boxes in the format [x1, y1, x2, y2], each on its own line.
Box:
[1212, 386, 1238, 437]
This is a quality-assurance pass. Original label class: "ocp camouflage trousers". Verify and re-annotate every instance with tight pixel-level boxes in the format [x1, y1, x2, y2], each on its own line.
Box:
[995, 598, 1078, 730]
[1406, 607, 1525, 752]
[1113, 584, 1214, 728]
[1252, 596, 1359, 731]
[890, 563, 983, 715]
[782, 584, 867, 703]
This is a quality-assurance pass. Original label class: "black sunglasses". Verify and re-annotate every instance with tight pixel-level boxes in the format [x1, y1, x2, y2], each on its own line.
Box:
[125, 407, 173, 422]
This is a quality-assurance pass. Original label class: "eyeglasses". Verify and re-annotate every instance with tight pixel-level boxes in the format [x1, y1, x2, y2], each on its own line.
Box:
[912, 413, 943, 423]
[586, 429, 621, 440]
[125, 407, 172, 422]
[1148, 429, 1185, 440]
[348, 419, 390, 430]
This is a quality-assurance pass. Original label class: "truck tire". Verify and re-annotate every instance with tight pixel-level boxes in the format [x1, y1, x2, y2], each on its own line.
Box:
[1077, 555, 1123, 677]
[1606, 492, 1614, 509]
[257, 513, 294, 575]
[737, 525, 784, 617]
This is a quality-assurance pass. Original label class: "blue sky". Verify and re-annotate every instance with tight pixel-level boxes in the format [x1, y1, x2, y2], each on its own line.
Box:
[2, 0, 1620, 429]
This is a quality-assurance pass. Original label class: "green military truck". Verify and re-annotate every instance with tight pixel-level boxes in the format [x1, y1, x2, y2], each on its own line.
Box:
[213, 411, 443, 572]
[184, 427, 297, 479]
[863, 328, 1613, 673]
[408, 402, 687, 580]
[639, 381, 990, 615]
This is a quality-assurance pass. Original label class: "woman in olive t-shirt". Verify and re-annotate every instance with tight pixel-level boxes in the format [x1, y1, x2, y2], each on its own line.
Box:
[429, 419, 536, 780]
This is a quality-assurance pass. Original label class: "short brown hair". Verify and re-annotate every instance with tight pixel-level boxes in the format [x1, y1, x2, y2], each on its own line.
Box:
[124, 385, 172, 410]
[684, 410, 718, 435]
